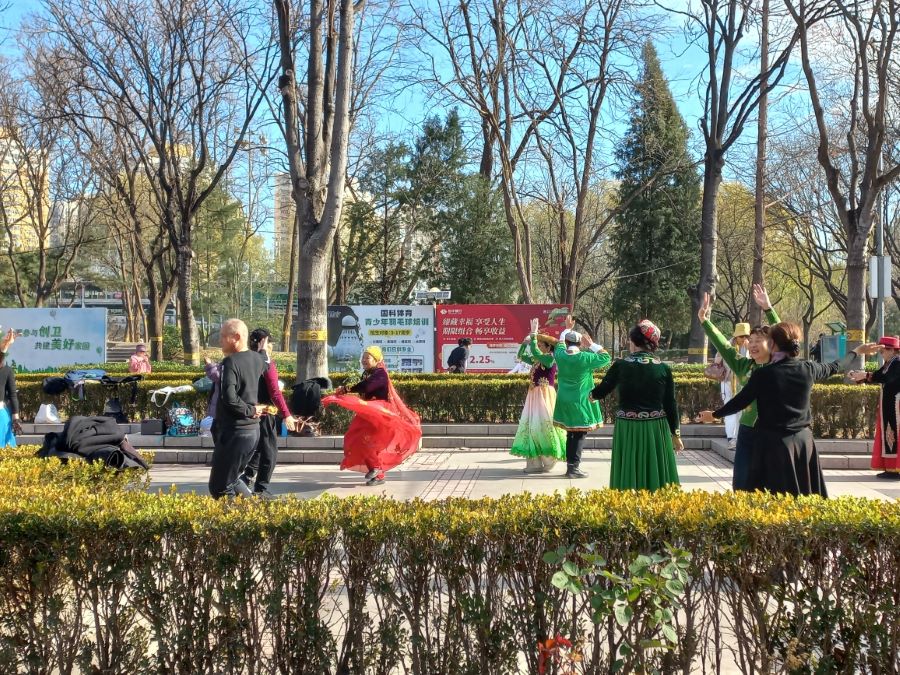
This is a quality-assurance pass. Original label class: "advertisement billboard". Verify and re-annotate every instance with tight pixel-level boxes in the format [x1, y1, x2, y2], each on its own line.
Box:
[326, 305, 435, 373]
[435, 304, 570, 372]
[0, 308, 107, 371]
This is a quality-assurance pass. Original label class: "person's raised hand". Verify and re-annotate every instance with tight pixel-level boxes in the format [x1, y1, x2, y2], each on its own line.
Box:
[752, 283, 772, 311]
[565, 314, 575, 330]
[854, 343, 880, 356]
[697, 292, 712, 323]
[0, 328, 16, 353]
[530, 318, 539, 335]
[580, 333, 593, 350]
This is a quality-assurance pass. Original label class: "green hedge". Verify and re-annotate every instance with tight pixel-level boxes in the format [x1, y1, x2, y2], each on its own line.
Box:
[0, 487, 897, 673]
[11, 376, 881, 438]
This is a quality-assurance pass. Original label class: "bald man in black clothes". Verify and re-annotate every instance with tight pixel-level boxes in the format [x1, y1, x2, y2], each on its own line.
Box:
[208, 319, 268, 498]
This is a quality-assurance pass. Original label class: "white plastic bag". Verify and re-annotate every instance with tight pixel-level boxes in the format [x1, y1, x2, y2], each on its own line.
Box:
[199, 415, 214, 438]
[150, 385, 196, 407]
[35, 403, 61, 424]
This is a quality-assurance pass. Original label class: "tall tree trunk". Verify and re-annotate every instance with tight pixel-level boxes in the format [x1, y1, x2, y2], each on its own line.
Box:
[176, 242, 200, 365]
[501, 180, 533, 303]
[846, 224, 868, 367]
[295, 0, 357, 380]
[296, 246, 331, 379]
[687, 156, 723, 362]
[332, 228, 346, 304]
[478, 120, 493, 179]
[749, 0, 769, 327]
[276, 0, 305, 355]
[145, 276, 166, 362]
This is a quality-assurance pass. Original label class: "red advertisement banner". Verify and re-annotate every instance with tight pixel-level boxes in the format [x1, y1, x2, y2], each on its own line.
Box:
[435, 304, 571, 372]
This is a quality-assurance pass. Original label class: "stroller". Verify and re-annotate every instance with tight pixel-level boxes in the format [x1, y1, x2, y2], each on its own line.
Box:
[41, 370, 143, 423]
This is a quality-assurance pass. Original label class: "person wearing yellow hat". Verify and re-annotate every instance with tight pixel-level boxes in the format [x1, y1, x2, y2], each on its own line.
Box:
[325, 345, 422, 485]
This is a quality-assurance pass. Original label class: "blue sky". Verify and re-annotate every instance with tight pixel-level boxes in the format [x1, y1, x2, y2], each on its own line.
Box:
[2, 0, 774, 249]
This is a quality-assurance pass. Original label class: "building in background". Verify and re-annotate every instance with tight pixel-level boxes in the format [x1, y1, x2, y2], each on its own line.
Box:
[0, 129, 49, 252]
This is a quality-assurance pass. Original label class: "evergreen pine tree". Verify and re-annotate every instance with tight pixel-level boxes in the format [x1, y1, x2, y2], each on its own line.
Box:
[610, 41, 701, 335]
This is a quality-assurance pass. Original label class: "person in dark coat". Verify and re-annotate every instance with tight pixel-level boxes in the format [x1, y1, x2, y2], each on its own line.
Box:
[699, 322, 870, 497]
[447, 338, 472, 373]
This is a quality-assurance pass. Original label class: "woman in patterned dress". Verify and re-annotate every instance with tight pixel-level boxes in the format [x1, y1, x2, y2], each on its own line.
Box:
[510, 322, 567, 473]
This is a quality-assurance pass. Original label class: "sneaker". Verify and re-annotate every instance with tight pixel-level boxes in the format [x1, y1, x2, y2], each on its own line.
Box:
[364, 469, 378, 480]
[565, 467, 588, 479]
[876, 471, 900, 480]
[253, 489, 277, 500]
[366, 471, 386, 486]
[233, 478, 253, 497]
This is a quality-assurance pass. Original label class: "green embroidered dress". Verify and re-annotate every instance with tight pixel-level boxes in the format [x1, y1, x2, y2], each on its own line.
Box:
[509, 339, 567, 468]
[552, 343, 611, 432]
[591, 353, 680, 491]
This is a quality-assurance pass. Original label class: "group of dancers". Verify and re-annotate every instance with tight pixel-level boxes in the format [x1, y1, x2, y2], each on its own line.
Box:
[509, 315, 681, 490]
[210, 286, 899, 496]
[506, 285, 898, 496]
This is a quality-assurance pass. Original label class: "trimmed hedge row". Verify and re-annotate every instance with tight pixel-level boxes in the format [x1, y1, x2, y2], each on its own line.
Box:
[0, 486, 897, 673]
[12, 376, 881, 438]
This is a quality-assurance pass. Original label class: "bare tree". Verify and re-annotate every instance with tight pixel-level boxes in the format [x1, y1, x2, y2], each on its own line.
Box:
[782, 0, 900, 359]
[749, 0, 770, 326]
[0, 63, 93, 307]
[409, 0, 584, 303]
[36, 0, 276, 364]
[276, 0, 363, 379]
[271, 0, 400, 347]
[678, 0, 802, 362]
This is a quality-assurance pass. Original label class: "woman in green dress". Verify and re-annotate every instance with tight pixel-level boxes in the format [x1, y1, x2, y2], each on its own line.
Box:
[554, 316, 612, 478]
[510, 325, 567, 473]
[590, 320, 682, 491]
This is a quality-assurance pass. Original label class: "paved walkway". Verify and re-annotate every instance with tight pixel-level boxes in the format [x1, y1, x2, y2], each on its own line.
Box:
[149, 449, 900, 501]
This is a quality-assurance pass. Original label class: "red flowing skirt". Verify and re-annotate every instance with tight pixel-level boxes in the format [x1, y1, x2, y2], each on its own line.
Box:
[322, 394, 422, 473]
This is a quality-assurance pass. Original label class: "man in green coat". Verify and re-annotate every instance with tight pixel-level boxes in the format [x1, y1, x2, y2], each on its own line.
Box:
[552, 316, 611, 478]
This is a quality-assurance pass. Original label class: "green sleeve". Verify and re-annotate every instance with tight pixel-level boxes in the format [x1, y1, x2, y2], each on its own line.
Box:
[702, 320, 752, 378]
[517, 342, 535, 366]
[765, 307, 779, 325]
[663, 366, 679, 435]
[528, 338, 554, 367]
[591, 360, 619, 400]
[582, 348, 611, 370]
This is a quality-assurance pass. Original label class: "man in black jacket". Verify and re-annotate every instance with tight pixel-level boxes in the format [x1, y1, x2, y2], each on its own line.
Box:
[447, 338, 471, 373]
[208, 319, 268, 498]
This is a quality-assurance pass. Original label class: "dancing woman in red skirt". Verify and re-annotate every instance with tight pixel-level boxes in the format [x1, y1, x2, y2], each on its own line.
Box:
[322, 346, 422, 485]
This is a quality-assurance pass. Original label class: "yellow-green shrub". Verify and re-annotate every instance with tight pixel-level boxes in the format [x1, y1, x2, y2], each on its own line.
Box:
[0, 488, 897, 673]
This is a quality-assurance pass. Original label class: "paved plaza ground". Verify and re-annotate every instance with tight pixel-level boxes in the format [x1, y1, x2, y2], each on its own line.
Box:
[150, 447, 900, 501]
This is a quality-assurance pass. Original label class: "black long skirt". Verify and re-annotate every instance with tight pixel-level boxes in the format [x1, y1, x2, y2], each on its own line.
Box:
[747, 427, 828, 497]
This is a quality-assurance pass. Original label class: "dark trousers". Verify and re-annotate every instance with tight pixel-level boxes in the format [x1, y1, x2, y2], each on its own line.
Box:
[209, 421, 260, 498]
[732, 424, 755, 492]
[242, 415, 279, 492]
[566, 431, 586, 468]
